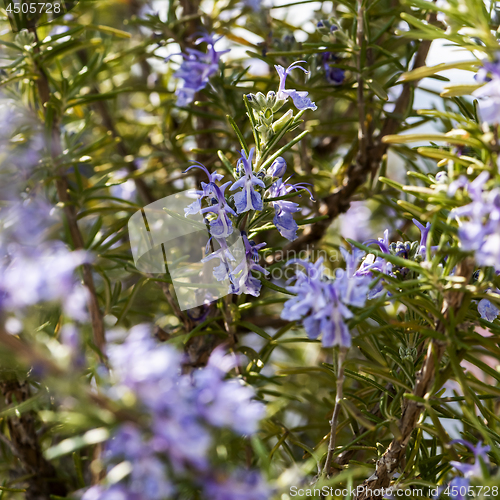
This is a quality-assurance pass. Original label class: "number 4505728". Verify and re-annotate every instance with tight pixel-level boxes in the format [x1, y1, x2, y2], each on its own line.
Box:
[6, 2, 62, 14]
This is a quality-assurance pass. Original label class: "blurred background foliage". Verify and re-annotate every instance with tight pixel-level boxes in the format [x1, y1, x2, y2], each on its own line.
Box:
[1, 0, 500, 498]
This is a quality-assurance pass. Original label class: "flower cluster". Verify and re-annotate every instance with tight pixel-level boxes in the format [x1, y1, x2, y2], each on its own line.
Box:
[473, 57, 500, 124]
[281, 220, 443, 346]
[245, 62, 317, 148]
[281, 250, 371, 347]
[450, 172, 500, 268]
[171, 33, 228, 107]
[354, 219, 434, 298]
[83, 326, 268, 500]
[449, 171, 500, 322]
[183, 70, 317, 297]
[184, 153, 313, 296]
[0, 199, 89, 321]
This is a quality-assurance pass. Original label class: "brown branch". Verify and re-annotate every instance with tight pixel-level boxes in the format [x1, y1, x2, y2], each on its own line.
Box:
[30, 28, 106, 354]
[353, 258, 474, 500]
[0, 378, 67, 499]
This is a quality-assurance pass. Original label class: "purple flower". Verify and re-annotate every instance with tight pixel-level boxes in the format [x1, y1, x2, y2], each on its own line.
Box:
[201, 184, 236, 239]
[184, 161, 225, 216]
[229, 232, 269, 297]
[478, 297, 499, 322]
[0, 242, 90, 320]
[243, 0, 262, 11]
[355, 229, 394, 298]
[230, 148, 265, 213]
[438, 439, 492, 499]
[184, 163, 236, 239]
[204, 469, 271, 500]
[336, 247, 372, 308]
[194, 348, 266, 433]
[172, 33, 228, 107]
[450, 172, 500, 268]
[450, 439, 490, 479]
[275, 61, 317, 111]
[322, 53, 345, 85]
[412, 218, 439, 259]
[268, 177, 313, 241]
[473, 58, 500, 124]
[82, 484, 139, 500]
[448, 477, 469, 500]
[473, 75, 500, 124]
[88, 327, 267, 499]
[267, 156, 287, 178]
[281, 252, 371, 347]
[201, 236, 237, 286]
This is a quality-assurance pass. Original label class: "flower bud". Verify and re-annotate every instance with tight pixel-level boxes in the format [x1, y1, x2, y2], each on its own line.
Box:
[272, 109, 293, 133]
[316, 20, 330, 34]
[266, 90, 277, 107]
[267, 157, 287, 178]
[246, 93, 261, 110]
[254, 92, 268, 109]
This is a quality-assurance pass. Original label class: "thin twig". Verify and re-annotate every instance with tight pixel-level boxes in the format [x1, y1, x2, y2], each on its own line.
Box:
[322, 346, 348, 476]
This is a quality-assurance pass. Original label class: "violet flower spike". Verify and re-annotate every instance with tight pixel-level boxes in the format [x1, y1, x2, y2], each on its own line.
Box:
[274, 61, 317, 111]
[230, 148, 265, 213]
[229, 231, 269, 297]
[281, 255, 371, 348]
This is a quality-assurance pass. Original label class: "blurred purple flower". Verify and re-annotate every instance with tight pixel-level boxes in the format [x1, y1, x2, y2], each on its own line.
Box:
[194, 348, 265, 433]
[478, 297, 499, 322]
[0, 242, 89, 320]
[204, 469, 271, 500]
[474, 58, 500, 124]
[450, 439, 490, 478]
[230, 148, 265, 213]
[450, 172, 500, 269]
[243, 0, 262, 11]
[88, 327, 267, 499]
[275, 61, 317, 111]
[441, 439, 491, 499]
[322, 52, 345, 85]
[172, 33, 228, 107]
